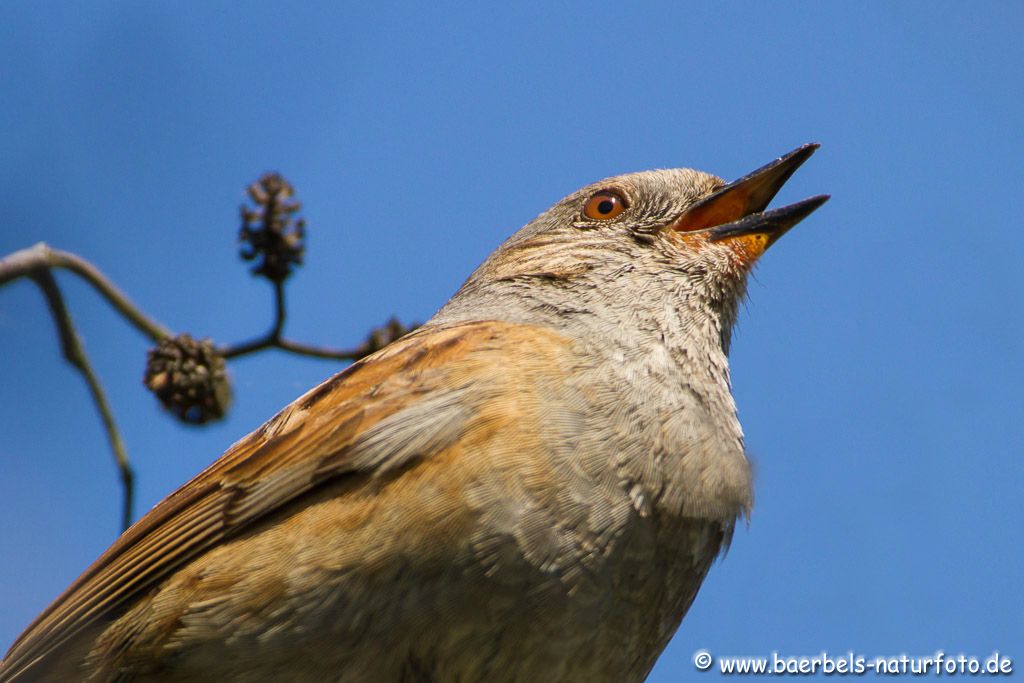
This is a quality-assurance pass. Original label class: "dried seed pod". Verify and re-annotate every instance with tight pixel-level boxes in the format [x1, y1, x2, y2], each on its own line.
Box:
[239, 172, 306, 283]
[365, 317, 417, 355]
[144, 334, 231, 424]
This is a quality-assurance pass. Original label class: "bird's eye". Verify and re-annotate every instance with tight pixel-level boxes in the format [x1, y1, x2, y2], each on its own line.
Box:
[583, 191, 627, 220]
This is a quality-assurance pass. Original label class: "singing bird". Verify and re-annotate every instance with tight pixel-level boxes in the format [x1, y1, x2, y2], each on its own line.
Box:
[2, 145, 827, 682]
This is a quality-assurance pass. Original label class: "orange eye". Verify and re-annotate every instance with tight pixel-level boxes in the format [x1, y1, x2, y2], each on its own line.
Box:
[583, 191, 627, 220]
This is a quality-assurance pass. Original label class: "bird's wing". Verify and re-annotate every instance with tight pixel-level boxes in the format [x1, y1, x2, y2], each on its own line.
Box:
[1, 320, 574, 680]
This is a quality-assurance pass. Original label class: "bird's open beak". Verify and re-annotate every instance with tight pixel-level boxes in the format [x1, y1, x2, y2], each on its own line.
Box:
[671, 143, 829, 249]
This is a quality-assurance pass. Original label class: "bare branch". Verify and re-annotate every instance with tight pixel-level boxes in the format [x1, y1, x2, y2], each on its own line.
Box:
[222, 317, 416, 361]
[221, 333, 384, 361]
[271, 279, 286, 339]
[276, 337, 375, 360]
[27, 270, 135, 531]
[0, 243, 171, 342]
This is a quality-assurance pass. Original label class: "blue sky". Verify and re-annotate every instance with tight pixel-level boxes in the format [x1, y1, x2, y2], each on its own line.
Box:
[1, 2, 1021, 679]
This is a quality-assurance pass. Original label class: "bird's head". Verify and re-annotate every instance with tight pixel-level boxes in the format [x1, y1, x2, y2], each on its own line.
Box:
[439, 144, 828, 351]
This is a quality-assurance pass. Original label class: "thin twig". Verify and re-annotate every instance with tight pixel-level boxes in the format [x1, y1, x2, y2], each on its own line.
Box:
[0, 243, 387, 361]
[271, 279, 286, 339]
[276, 337, 375, 360]
[218, 279, 289, 358]
[220, 332, 373, 361]
[28, 270, 135, 531]
[0, 243, 171, 342]
[219, 277, 388, 361]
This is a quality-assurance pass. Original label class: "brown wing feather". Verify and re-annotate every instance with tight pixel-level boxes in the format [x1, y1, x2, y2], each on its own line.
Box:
[1, 321, 548, 681]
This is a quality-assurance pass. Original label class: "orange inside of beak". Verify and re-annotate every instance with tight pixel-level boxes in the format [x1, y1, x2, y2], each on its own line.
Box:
[672, 190, 751, 233]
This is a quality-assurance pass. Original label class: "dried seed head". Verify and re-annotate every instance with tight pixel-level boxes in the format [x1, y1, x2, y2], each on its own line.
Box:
[239, 173, 306, 282]
[365, 317, 417, 355]
[144, 334, 232, 424]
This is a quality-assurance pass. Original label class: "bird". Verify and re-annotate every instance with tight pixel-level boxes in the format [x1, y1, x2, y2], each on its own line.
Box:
[1, 144, 828, 682]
